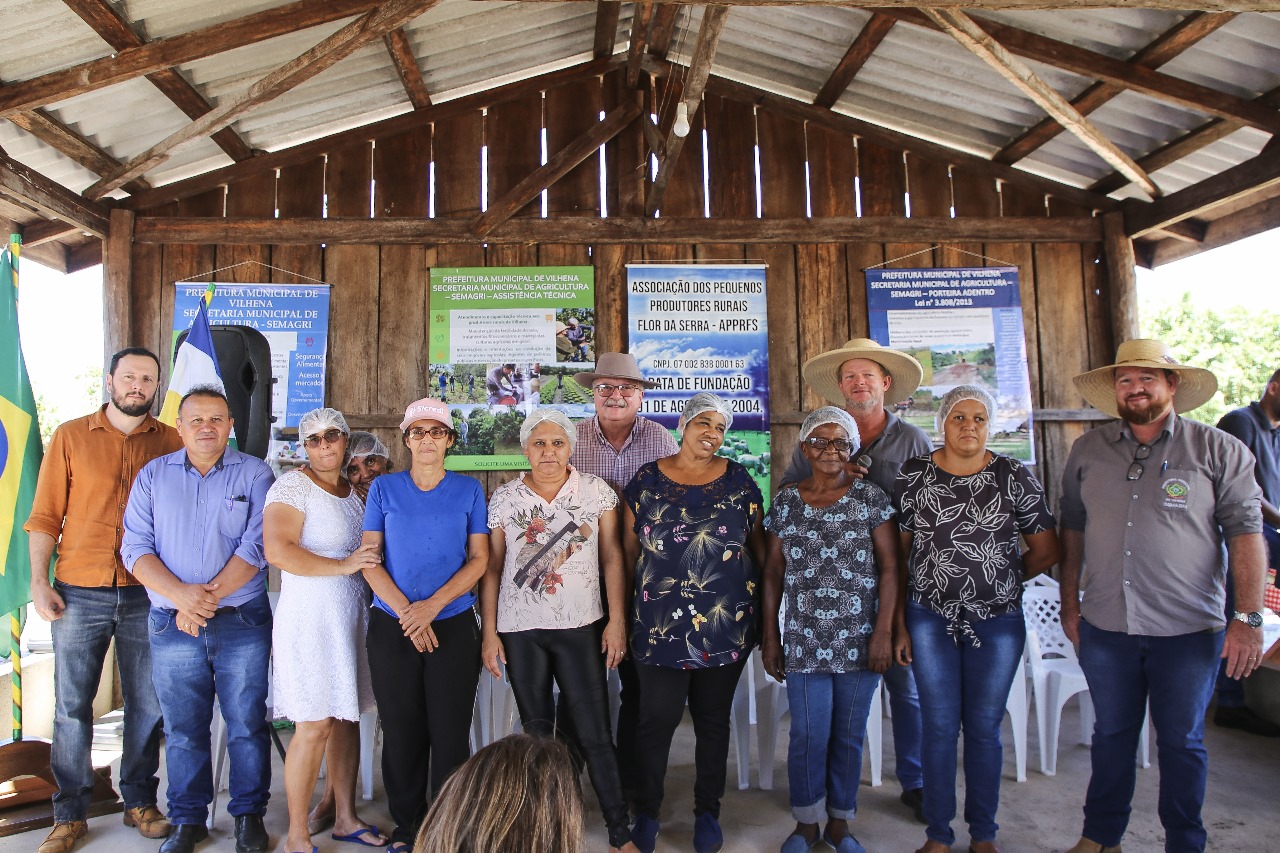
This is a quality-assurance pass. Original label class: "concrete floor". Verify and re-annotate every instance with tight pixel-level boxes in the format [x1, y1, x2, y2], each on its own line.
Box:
[3, 698, 1277, 853]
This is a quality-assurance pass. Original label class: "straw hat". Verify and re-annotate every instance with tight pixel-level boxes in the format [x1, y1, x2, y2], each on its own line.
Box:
[801, 338, 923, 406]
[574, 352, 658, 389]
[1073, 338, 1217, 418]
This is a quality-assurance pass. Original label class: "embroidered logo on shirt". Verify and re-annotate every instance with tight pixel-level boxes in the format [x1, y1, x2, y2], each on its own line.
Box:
[1161, 477, 1190, 510]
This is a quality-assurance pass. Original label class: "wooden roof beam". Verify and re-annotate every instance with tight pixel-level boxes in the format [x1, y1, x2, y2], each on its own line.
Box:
[384, 28, 432, 110]
[500, 1, 1280, 8]
[1124, 147, 1280, 237]
[6, 109, 150, 194]
[0, 0, 384, 119]
[646, 4, 729, 216]
[814, 13, 896, 109]
[19, 219, 79, 247]
[0, 151, 111, 237]
[648, 4, 681, 59]
[593, 0, 622, 59]
[60, 0, 255, 163]
[926, 9, 1160, 198]
[85, 0, 444, 199]
[473, 101, 641, 236]
[994, 11, 1237, 165]
[626, 1, 655, 88]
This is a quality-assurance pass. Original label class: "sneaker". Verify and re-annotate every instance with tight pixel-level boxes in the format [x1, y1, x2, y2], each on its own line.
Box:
[693, 812, 723, 853]
[631, 814, 660, 853]
[1213, 706, 1280, 737]
[37, 821, 87, 853]
[900, 787, 926, 824]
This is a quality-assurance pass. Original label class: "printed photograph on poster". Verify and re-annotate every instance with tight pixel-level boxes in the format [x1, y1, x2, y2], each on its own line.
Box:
[626, 263, 772, 501]
[865, 267, 1034, 463]
[428, 267, 595, 470]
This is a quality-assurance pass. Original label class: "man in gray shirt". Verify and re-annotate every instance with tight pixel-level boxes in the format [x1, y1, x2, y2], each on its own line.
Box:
[782, 338, 932, 819]
[1059, 339, 1266, 853]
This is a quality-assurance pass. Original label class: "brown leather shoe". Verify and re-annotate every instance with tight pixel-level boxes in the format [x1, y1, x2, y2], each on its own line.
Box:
[1064, 839, 1122, 853]
[37, 821, 87, 853]
[124, 804, 173, 839]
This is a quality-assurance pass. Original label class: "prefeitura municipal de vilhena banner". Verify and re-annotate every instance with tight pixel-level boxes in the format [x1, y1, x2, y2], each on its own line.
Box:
[428, 266, 595, 471]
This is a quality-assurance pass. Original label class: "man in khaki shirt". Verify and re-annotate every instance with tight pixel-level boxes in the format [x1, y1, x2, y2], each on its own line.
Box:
[24, 348, 183, 853]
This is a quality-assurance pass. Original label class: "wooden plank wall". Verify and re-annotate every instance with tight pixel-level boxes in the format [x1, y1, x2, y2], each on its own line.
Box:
[127, 69, 1107, 508]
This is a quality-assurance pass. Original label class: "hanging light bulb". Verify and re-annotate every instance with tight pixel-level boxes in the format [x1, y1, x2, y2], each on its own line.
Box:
[673, 101, 691, 138]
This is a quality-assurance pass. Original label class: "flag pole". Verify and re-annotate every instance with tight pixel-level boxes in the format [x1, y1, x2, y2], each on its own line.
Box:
[7, 233, 21, 741]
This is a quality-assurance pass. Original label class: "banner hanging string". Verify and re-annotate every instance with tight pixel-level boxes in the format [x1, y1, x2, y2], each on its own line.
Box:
[175, 259, 328, 285]
[865, 244, 1017, 270]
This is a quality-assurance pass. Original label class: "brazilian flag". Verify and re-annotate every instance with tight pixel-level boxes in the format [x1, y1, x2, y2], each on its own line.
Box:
[0, 234, 41, 638]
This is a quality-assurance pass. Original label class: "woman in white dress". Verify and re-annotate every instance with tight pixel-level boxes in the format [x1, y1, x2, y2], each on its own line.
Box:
[263, 408, 388, 852]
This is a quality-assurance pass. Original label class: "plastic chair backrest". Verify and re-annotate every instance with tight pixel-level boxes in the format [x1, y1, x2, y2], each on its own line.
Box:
[1022, 587, 1076, 661]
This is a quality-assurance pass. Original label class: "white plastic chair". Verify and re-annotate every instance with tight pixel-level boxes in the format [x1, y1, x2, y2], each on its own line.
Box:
[1022, 586, 1149, 776]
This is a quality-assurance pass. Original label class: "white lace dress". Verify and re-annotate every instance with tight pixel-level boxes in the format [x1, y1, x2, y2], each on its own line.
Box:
[267, 470, 374, 722]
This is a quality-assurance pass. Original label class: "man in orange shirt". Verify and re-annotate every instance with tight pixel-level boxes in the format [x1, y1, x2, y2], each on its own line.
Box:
[25, 348, 183, 853]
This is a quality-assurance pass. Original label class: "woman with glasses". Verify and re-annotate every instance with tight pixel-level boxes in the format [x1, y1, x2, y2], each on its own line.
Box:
[893, 385, 1059, 853]
[263, 408, 388, 852]
[481, 409, 637, 853]
[761, 407, 898, 853]
[623, 392, 765, 853]
[360, 397, 489, 853]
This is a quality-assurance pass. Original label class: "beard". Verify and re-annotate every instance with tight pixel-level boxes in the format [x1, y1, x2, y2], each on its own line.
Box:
[112, 389, 155, 417]
[1117, 394, 1169, 425]
[843, 395, 881, 416]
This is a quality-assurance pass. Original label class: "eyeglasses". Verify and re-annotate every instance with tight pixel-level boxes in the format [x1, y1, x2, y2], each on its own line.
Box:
[303, 428, 344, 448]
[803, 436, 854, 454]
[594, 383, 640, 398]
[1126, 443, 1152, 481]
[408, 425, 452, 440]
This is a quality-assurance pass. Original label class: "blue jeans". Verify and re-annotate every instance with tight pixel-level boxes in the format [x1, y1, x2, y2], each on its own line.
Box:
[881, 659, 924, 791]
[148, 593, 272, 825]
[786, 670, 881, 823]
[906, 602, 1024, 846]
[50, 583, 164, 821]
[1078, 619, 1223, 853]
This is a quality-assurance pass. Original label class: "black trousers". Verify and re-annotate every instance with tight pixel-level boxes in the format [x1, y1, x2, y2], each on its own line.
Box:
[633, 657, 748, 820]
[367, 607, 481, 846]
[503, 624, 631, 848]
[553, 633, 640, 790]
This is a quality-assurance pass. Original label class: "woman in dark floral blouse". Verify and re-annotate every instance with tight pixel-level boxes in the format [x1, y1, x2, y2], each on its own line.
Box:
[893, 385, 1059, 853]
[762, 406, 898, 853]
[622, 393, 765, 853]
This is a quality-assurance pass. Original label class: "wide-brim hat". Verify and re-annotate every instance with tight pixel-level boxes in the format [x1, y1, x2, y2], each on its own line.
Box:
[399, 397, 453, 432]
[801, 338, 923, 406]
[1073, 338, 1217, 418]
[574, 352, 657, 389]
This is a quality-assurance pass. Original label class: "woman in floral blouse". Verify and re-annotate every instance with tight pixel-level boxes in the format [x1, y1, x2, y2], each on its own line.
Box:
[622, 392, 765, 853]
[480, 408, 635, 853]
[762, 407, 898, 853]
[893, 385, 1059, 853]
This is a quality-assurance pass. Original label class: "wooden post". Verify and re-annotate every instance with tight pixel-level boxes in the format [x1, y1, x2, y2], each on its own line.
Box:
[102, 208, 134, 373]
[1103, 210, 1140, 347]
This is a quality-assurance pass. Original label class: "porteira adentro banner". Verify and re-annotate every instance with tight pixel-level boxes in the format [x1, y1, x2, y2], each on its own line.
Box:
[626, 263, 771, 499]
[428, 266, 595, 471]
[865, 266, 1034, 463]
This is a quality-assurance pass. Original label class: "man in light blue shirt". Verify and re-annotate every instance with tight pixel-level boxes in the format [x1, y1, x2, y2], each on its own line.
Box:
[122, 386, 275, 853]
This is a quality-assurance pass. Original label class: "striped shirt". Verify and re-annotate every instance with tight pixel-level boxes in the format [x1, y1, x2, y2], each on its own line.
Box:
[571, 415, 679, 493]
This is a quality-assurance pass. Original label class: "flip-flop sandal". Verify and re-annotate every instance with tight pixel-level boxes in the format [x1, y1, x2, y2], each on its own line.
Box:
[386, 843, 411, 853]
[332, 825, 389, 847]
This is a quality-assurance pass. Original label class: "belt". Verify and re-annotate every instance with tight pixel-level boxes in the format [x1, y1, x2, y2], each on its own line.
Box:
[214, 605, 239, 616]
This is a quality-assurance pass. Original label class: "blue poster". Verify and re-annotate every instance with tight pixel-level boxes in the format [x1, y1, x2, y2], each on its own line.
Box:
[865, 267, 1034, 463]
[626, 264, 771, 498]
[173, 282, 330, 471]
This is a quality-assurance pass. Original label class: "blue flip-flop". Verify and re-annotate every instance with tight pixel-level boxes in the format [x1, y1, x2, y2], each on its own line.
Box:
[332, 825, 389, 847]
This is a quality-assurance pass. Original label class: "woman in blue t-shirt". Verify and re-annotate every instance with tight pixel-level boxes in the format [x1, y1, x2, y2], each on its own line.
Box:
[360, 397, 489, 853]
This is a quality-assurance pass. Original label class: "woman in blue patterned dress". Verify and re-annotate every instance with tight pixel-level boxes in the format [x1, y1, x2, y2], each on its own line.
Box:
[762, 407, 899, 853]
[893, 385, 1059, 853]
[622, 393, 765, 853]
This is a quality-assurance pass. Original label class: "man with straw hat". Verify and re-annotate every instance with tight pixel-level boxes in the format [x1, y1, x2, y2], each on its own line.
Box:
[782, 338, 932, 821]
[1059, 339, 1267, 853]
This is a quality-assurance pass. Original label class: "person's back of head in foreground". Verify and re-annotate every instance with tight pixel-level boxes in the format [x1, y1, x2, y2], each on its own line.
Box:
[413, 734, 584, 853]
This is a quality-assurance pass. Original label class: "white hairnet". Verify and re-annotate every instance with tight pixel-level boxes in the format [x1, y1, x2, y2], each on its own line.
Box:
[348, 430, 389, 460]
[299, 407, 349, 440]
[677, 392, 734, 437]
[935, 384, 997, 435]
[519, 408, 577, 452]
[799, 406, 860, 451]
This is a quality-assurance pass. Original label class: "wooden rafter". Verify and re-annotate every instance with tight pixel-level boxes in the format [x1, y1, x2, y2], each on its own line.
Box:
[814, 13, 895, 109]
[500, 1, 1280, 9]
[646, 5, 729, 216]
[384, 28, 432, 110]
[593, 0, 622, 59]
[6, 109, 150, 194]
[85, 0, 443, 199]
[0, 151, 111, 237]
[994, 12, 1237, 165]
[473, 101, 642, 236]
[60, 0, 254, 163]
[626, 1, 655, 88]
[1124, 147, 1280, 238]
[925, 8, 1160, 198]
[0, 0, 384, 119]
[648, 4, 681, 59]
[20, 219, 79, 247]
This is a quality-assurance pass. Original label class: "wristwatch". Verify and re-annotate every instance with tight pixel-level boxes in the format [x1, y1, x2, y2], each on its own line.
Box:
[1233, 611, 1264, 628]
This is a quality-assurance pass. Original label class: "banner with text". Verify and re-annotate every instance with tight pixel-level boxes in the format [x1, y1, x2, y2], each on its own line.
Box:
[627, 264, 771, 499]
[173, 282, 330, 472]
[428, 266, 595, 471]
[866, 266, 1033, 462]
